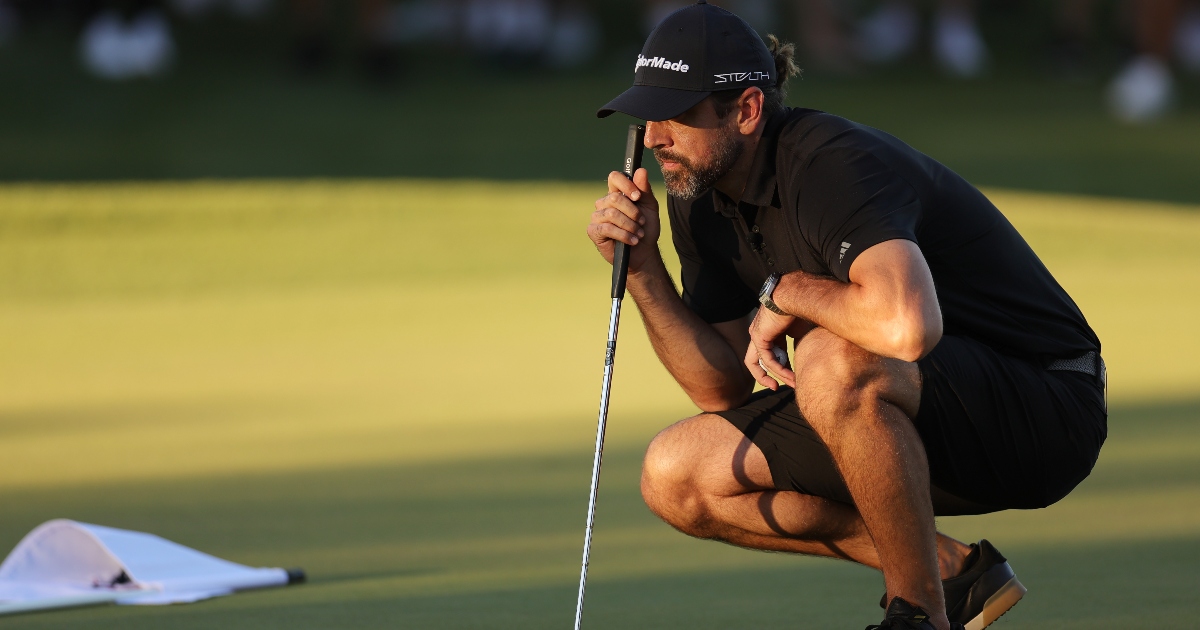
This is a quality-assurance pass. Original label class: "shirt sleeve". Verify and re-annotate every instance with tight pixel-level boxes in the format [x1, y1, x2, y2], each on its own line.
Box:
[668, 197, 759, 324]
[792, 147, 922, 282]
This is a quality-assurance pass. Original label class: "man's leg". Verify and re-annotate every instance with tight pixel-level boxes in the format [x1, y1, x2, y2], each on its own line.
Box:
[641, 412, 973, 583]
[790, 328, 949, 629]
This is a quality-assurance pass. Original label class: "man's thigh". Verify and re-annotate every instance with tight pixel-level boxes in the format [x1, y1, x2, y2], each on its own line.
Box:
[713, 388, 861, 508]
[643, 414, 776, 496]
[915, 335, 1108, 511]
[712, 335, 1107, 515]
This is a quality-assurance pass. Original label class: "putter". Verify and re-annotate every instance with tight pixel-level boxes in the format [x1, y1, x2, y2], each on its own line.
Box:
[574, 123, 646, 630]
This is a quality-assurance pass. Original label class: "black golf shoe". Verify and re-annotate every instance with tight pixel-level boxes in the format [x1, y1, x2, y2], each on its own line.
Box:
[878, 540, 1026, 629]
[942, 540, 1026, 629]
[867, 597, 964, 630]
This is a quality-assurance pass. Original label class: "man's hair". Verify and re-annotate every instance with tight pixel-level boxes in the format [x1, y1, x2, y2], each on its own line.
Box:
[711, 34, 800, 119]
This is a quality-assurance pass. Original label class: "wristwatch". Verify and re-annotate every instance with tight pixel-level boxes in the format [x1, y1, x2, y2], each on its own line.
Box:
[758, 272, 787, 315]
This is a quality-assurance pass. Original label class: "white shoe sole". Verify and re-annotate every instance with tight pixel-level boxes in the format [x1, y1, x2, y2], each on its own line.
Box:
[964, 576, 1027, 630]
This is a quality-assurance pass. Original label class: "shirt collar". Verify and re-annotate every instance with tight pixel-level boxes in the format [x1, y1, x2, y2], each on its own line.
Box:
[732, 107, 788, 210]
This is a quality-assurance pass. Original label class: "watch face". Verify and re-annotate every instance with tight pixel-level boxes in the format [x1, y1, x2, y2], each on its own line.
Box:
[759, 273, 777, 300]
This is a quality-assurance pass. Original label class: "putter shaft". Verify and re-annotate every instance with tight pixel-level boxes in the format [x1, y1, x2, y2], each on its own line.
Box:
[574, 296, 622, 630]
[575, 123, 644, 630]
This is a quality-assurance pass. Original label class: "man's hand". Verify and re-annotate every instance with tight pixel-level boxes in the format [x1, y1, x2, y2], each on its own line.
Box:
[745, 307, 803, 390]
[587, 168, 661, 273]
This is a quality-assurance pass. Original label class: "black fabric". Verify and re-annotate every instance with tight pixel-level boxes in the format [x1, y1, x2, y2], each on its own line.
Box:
[915, 335, 1107, 508]
[715, 335, 1107, 516]
[598, 85, 712, 124]
[668, 107, 1101, 364]
[597, 1, 775, 120]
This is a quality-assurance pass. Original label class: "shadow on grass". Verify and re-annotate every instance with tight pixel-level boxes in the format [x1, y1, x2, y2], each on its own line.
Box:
[0, 397, 1195, 629]
[3, 536, 1196, 630]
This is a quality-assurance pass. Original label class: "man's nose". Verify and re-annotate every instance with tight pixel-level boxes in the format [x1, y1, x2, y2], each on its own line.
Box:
[644, 121, 670, 149]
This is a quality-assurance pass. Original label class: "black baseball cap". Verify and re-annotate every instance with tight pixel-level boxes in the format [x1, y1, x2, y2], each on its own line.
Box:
[597, 0, 775, 122]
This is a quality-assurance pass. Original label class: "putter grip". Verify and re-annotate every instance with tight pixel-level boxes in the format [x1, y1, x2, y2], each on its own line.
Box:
[612, 124, 646, 299]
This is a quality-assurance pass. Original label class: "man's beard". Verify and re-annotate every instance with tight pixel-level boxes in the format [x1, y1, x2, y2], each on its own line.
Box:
[654, 127, 744, 200]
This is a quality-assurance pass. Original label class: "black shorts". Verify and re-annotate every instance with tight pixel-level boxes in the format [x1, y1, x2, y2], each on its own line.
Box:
[716, 334, 1108, 516]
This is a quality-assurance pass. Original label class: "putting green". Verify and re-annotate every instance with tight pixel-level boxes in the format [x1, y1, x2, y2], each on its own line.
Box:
[0, 181, 1197, 628]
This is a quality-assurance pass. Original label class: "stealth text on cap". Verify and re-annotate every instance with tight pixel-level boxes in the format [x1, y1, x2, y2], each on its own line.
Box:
[636, 55, 690, 73]
[713, 71, 771, 84]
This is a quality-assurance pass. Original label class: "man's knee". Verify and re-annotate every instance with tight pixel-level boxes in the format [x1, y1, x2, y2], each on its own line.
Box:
[793, 330, 878, 411]
[792, 330, 919, 432]
[640, 416, 725, 538]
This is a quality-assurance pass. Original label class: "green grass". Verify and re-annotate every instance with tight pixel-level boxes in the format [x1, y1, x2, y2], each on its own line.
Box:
[3, 21, 1200, 204]
[0, 181, 1198, 627]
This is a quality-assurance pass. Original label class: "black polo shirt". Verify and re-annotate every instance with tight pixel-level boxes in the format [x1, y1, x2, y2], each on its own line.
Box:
[667, 107, 1100, 363]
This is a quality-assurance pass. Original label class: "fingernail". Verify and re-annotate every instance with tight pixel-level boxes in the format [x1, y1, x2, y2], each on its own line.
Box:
[631, 237, 639, 244]
[639, 217, 646, 224]
[631, 192, 640, 200]
[638, 230, 645, 237]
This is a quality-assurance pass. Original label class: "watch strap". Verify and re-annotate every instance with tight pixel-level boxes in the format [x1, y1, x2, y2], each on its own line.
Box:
[762, 297, 788, 316]
[759, 273, 787, 315]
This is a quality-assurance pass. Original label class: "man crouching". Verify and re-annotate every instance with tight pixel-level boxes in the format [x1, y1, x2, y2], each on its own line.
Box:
[586, 3, 1107, 629]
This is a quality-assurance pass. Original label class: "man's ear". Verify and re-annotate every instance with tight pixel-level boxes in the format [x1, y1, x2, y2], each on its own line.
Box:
[736, 87, 765, 135]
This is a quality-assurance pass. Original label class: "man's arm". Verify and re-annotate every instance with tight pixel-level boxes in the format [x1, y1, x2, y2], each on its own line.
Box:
[628, 255, 755, 411]
[588, 168, 755, 411]
[747, 239, 942, 389]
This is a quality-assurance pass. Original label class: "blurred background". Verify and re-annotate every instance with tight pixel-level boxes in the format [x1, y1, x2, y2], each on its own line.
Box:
[1, 1, 1199, 629]
[0, 0, 1198, 195]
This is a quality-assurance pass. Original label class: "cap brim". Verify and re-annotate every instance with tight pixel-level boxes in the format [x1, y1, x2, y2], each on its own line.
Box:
[596, 85, 711, 121]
